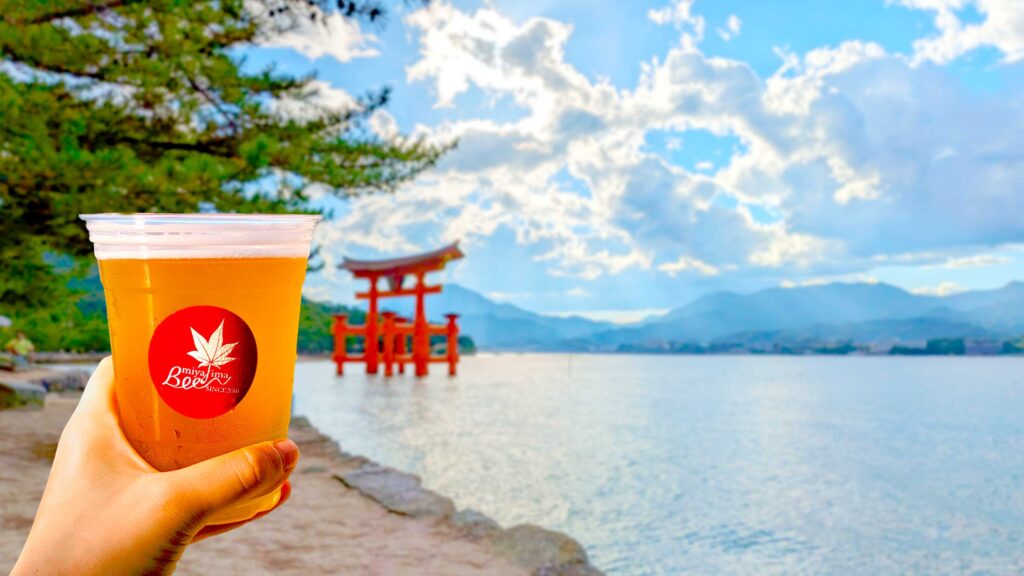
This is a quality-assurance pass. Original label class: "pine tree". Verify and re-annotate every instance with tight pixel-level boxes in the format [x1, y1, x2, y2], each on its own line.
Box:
[0, 0, 444, 312]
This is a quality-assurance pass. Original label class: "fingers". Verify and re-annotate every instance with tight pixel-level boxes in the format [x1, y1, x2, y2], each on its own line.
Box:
[189, 481, 292, 543]
[62, 356, 150, 466]
[60, 357, 138, 464]
[74, 356, 116, 419]
[167, 439, 299, 517]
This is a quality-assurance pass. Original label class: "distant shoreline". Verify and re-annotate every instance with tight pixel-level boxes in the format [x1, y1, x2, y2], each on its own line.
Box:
[24, 349, 1024, 366]
[470, 351, 1024, 358]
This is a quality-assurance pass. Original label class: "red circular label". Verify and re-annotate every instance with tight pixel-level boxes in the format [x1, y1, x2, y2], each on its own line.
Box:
[148, 305, 258, 419]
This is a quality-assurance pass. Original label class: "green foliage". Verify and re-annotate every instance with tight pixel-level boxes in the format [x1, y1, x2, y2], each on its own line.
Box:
[0, 262, 107, 352]
[1001, 339, 1024, 355]
[889, 346, 928, 356]
[813, 342, 858, 355]
[0, 297, 110, 352]
[891, 338, 966, 356]
[456, 335, 476, 354]
[297, 297, 365, 354]
[0, 0, 446, 317]
[925, 338, 966, 355]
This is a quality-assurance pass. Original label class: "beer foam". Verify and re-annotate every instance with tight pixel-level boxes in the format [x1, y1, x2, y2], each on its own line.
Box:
[80, 213, 321, 260]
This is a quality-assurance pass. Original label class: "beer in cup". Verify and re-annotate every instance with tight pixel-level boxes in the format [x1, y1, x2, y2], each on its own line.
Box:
[80, 213, 320, 524]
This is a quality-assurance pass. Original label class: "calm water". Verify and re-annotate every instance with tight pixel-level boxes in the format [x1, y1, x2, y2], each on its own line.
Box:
[294, 354, 1024, 575]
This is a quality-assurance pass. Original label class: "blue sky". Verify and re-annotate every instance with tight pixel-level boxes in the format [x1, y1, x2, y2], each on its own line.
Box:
[249, 0, 1024, 322]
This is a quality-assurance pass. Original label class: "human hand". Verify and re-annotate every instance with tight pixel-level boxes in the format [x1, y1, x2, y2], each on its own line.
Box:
[12, 357, 299, 575]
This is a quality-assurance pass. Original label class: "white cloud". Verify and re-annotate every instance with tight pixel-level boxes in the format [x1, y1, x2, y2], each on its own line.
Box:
[781, 53, 1024, 257]
[369, 109, 399, 140]
[549, 308, 671, 324]
[566, 286, 591, 297]
[728, 14, 742, 34]
[748, 227, 836, 268]
[872, 250, 1014, 269]
[910, 281, 967, 296]
[648, 0, 698, 27]
[270, 79, 356, 120]
[936, 254, 1012, 269]
[648, 0, 705, 43]
[658, 255, 720, 277]
[830, 158, 883, 204]
[896, 0, 1024, 64]
[780, 274, 879, 288]
[717, 14, 742, 41]
[309, 2, 1024, 293]
[254, 4, 380, 63]
[486, 290, 524, 302]
[302, 283, 335, 302]
[781, 277, 830, 288]
[486, 286, 591, 302]
[406, 3, 593, 112]
[763, 41, 886, 116]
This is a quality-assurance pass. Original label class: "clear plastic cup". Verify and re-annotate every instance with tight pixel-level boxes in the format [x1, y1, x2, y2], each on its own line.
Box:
[81, 213, 320, 524]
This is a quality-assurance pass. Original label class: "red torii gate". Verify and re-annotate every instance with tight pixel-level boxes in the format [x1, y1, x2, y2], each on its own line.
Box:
[332, 242, 464, 377]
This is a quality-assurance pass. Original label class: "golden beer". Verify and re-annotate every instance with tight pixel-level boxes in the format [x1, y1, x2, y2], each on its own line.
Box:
[83, 214, 319, 524]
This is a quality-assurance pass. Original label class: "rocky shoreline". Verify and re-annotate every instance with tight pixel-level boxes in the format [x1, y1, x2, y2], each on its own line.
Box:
[0, 369, 603, 575]
[0, 367, 91, 408]
[292, 416, 602, 575]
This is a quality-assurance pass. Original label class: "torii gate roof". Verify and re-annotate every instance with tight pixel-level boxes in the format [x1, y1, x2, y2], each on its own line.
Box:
[340, 242, 464, 278]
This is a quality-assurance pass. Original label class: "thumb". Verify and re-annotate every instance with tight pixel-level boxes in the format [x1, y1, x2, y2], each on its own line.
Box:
[167, 439, 299, 516]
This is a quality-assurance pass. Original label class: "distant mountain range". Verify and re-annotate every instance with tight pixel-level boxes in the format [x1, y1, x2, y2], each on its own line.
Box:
[373, 282, 1024, 352]
[374, 284, 609, 349]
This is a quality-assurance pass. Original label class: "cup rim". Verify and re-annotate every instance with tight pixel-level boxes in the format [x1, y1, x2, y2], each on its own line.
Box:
[80, 213, 321, 259]
[80, 213, 322, 225]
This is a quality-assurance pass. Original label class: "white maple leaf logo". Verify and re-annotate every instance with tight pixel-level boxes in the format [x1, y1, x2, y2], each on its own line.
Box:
[186, 320, 238, 369]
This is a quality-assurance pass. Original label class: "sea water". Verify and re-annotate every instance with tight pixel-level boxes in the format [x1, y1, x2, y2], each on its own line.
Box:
[294, 354, 1024, 575]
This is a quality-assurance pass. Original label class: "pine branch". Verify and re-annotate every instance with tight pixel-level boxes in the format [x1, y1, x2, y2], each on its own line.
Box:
[17, 0, 146, 25]
[108, 135, 238, 157]
[182, 73, 240, 133]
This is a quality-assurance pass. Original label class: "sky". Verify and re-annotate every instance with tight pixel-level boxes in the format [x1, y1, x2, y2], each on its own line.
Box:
[246, 0, 1024, 323]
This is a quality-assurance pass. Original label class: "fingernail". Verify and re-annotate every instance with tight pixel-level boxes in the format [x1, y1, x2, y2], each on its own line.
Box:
[273, 439, 300, 471]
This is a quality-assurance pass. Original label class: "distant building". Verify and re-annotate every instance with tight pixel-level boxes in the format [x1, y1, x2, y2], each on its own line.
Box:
[887, 341, 928, 355]
[866, 342, 893, 355]
[965, 340, 1002, 356]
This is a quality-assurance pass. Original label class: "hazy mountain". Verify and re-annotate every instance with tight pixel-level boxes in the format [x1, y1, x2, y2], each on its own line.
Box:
[595, 281, 1024, 350]
[929, 282, 1024, 333]
[942, 281, 1024, 311]
[356, 281, 1024, 351]
[370, 283, 614, 349]
[588, 283, 949, 346]
[658, 283, 938, 329]
[721, 318, 998, 347]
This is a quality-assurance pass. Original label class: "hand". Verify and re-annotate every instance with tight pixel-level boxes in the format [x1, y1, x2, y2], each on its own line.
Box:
[12, 357, 299, 575]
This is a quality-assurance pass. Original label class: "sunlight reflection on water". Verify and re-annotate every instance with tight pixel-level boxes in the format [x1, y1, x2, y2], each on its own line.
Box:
[296, 355, 1023, 574]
